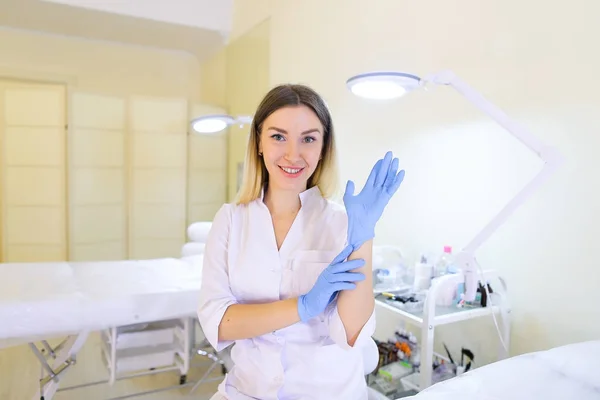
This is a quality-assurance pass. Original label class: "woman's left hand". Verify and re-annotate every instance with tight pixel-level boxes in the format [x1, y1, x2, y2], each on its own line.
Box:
[343, 151, 405, 249]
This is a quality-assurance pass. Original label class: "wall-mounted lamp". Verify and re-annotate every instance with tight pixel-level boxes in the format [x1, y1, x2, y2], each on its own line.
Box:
[190, 114, 252, 134]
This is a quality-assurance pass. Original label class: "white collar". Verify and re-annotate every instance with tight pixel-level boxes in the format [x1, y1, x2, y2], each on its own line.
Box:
[259, 185, 322, 206]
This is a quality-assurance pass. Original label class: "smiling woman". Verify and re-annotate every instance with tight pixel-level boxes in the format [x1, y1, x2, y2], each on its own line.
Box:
[196, 84, 404, 400]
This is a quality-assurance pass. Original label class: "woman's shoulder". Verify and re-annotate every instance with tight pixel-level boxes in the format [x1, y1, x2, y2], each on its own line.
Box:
[211, 203, 237, 226]
[212, 201, 253, 222]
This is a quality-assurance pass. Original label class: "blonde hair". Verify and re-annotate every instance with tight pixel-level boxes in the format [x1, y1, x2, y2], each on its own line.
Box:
[235, 84, 340, 205]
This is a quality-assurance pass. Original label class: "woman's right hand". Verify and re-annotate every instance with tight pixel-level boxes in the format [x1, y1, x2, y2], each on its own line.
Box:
[297, 245, 365, 322]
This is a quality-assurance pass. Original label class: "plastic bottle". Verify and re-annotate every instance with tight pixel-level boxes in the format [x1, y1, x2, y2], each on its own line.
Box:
[411, 345, 421, 370]
[413, 254, 432, 291]
[434, 245, 454, 277]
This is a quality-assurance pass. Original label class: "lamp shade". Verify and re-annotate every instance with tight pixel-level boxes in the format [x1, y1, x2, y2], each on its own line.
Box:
[346, 71, 422, 100]
[190, 114, 253, 134]
[190, 114, 235, 134]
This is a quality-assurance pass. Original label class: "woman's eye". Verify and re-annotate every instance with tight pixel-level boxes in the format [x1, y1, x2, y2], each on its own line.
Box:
[304, 136, 316, 143]
[271, 134, 284, 141]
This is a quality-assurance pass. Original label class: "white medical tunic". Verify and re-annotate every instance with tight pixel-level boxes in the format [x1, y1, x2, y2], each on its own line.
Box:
[198, 186, 376, 400]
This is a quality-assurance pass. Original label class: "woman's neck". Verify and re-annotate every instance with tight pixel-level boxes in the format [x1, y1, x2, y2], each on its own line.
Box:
[263, 187, 303, 217]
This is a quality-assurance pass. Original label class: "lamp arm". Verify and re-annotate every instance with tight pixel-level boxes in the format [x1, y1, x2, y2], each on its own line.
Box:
[423, 70, 564, 301]
[425, 71, 557, 158]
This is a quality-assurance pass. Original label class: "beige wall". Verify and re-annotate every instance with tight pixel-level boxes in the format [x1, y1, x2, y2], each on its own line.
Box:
[199, 19, 270, 202]
[240, 0, 600, 362]
[200, 48, 228, 109]
[0, 80, 68, 262]
[0, 27, 227, 262]
[0, 27, 202, 99]
[229, 0, 272, 43]
[225, 19, 270, 202]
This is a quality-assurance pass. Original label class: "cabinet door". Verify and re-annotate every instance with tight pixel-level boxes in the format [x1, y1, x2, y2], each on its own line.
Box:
[68, 92, 127, 261]
[0, 80, 67, 262]
[129, 95, 188, 259]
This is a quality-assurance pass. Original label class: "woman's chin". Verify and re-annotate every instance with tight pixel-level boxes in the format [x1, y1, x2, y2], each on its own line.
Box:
[270, 178, 308, 193]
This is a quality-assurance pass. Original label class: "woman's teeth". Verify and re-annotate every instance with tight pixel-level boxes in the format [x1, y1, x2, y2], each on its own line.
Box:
[280, 166, 302, 174]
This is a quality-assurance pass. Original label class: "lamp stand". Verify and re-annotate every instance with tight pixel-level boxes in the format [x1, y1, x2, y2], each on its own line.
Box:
[422, 70, 564, 302]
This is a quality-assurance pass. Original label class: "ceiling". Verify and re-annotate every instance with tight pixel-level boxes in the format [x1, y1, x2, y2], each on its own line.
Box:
[0, 0, 235, 62]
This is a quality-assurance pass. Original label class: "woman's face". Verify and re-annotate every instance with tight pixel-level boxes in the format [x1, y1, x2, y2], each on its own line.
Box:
[259, 105, 324, 194]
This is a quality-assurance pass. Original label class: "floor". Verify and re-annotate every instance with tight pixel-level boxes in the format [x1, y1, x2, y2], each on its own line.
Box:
[0, 332, 223, 400]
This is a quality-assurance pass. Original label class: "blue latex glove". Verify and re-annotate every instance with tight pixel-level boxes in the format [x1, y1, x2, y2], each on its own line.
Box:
[343, 151, 405, 249]
[297, 244, 366, 322]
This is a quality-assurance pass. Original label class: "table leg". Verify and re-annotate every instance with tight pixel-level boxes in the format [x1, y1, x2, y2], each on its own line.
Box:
[31, 331, 89, 400]
[419, 323, 435, 391]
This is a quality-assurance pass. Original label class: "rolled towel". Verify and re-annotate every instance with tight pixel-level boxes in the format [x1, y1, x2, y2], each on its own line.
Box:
[181, 242, 206, 257]
[187, 221, 212, 243]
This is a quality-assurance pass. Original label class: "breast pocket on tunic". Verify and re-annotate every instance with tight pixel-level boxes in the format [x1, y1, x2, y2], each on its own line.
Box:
[289, 250, 338, 298]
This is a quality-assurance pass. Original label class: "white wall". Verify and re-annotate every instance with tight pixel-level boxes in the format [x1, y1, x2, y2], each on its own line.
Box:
[42, 0, 234, 32]
[250, 0, 599, 362]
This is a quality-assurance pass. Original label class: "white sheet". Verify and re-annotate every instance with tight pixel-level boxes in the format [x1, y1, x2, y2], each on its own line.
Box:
[405, 340, 600, 400]
[0, 255, 203, 349]
[181, 242, 206, 257]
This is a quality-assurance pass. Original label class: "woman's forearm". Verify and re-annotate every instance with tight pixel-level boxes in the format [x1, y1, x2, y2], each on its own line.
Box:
[337, 240, 375, 347]
[218, 298, 300, 341]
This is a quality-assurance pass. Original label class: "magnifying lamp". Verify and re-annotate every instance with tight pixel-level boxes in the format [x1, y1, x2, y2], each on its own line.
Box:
[190, 114, 252, 134]
[346, 70, 564, 303]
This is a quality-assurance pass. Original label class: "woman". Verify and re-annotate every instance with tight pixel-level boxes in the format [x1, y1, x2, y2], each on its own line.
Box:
[198, 84, 404, 400]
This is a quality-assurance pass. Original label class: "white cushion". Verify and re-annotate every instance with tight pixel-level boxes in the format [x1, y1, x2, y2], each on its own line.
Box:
[187, 222, 212, 243]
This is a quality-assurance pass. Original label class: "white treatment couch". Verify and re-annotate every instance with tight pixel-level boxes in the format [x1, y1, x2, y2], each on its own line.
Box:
[0, 220, 224, 400]
[399, 339, 600, 400]
[0, 255, 205, 400]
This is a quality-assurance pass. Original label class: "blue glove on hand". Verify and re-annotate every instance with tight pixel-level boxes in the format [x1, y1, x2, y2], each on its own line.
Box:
[297, 245, 366, 322]
[344, 151, 405, 249]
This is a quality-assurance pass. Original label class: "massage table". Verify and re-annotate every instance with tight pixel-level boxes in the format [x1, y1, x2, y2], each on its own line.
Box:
[0, 255, 212, 400]
[401, 339, 600, 400]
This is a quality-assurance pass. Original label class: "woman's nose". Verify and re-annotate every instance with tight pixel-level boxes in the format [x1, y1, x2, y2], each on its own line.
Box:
[285, 142, 301, 161]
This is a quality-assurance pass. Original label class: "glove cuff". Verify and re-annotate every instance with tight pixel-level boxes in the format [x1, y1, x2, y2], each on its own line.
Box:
[348, 232, 375, 249]
[297, 295, 310, 322]
[346, 215, 375, 250]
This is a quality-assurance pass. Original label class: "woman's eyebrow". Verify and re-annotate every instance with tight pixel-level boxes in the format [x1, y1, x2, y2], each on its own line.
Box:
[266, 126, 321, 135]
